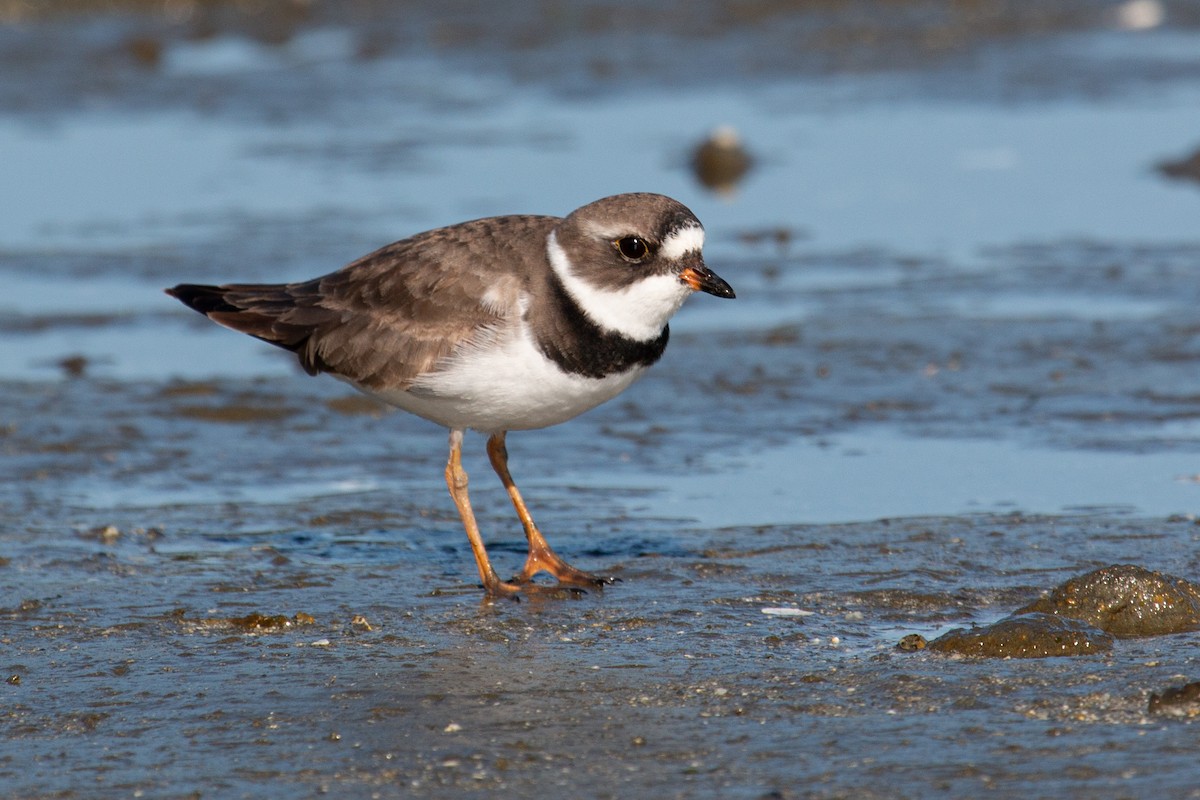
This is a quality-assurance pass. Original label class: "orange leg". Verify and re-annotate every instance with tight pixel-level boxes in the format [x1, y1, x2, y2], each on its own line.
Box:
[444, 429, 523, 597]
[486, 432, 615, 588]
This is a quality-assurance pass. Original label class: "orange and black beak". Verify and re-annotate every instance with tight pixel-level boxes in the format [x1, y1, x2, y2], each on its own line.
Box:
[681, 263, 736, 299]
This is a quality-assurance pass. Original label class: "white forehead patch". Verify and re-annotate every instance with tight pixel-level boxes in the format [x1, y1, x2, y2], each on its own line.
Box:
[547, 230, 693, 343]
[660, 224, 705, 261]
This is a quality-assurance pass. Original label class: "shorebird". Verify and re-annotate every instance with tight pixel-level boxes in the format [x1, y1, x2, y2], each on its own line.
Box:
[167, 193, 734, 596]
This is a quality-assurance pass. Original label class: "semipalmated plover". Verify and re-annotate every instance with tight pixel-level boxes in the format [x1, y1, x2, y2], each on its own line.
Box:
[167, 193, 734, 596]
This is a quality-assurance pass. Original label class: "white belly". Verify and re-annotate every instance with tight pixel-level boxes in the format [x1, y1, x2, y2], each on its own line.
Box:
[362, 327, 648, 433]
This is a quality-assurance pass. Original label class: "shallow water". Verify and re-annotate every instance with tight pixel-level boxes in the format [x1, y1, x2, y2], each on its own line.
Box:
[5, 3, 1200, 798]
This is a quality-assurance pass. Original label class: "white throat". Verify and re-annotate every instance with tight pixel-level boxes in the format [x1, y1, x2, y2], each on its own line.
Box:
[546, 230, 693, 343]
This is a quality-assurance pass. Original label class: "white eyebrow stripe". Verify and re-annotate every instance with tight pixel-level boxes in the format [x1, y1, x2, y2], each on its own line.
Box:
[583, 221, 628, 241]
[660, 225, 705, 261]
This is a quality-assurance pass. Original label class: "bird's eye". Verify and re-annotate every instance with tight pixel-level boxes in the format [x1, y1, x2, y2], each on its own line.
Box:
[616, 236, 650, 261]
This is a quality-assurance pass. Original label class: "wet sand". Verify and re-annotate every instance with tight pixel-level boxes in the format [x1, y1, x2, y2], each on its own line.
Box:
[6, 2, 1200, 798]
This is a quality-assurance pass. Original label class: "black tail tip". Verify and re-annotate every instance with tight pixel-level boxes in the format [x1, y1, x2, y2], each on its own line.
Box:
[165, 283, 238, 314]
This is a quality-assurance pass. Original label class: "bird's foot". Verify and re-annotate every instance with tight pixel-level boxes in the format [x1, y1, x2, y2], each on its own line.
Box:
[511, 558, 619, 591]
[477, 555, 614, 599]
[481, 574, 587, 601]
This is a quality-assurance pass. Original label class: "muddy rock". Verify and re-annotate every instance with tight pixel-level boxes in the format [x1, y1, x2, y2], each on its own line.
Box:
[1157, 146, 1200, 183]
[1148, 681, 1200, 717]
[1015, 564, 1200, 637]
[691, 126, 753, 194]
[927, 612, 1114, 658]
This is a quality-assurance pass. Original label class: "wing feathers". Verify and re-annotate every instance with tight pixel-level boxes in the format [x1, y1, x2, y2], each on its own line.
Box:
[166, 215, 553, 390]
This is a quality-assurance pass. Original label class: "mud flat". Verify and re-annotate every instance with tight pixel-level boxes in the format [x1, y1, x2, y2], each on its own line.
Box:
[6, 2, 1200, 797]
